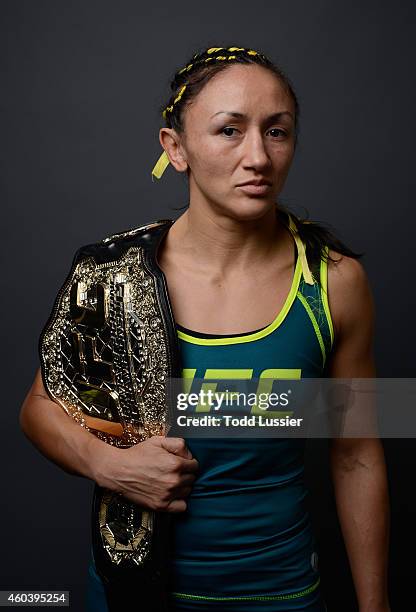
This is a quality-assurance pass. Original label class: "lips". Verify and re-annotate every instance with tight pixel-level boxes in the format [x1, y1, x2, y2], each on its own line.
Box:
[237, 183, 271, 195]
[237, 179, 272, 187]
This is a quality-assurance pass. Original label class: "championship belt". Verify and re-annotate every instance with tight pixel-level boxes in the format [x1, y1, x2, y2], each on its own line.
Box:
[38, 219, 181, 611]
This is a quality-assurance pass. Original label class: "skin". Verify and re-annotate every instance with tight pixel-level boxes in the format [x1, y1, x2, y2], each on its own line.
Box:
[20, 63, 390, 611]
[159, 64, 390, 611]
[157, 64, 299, 333]
[325, 253, 390, 612]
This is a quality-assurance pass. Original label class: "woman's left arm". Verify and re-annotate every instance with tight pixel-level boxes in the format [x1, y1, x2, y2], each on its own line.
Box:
[326, 253, 390, 612]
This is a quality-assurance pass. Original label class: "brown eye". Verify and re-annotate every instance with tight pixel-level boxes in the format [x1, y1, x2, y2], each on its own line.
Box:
[269, 128, 287, 139]
[221, 127, 238, 137]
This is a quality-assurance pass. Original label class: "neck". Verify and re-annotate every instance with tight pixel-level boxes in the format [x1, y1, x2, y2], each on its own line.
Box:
[160, 202, 293, 277]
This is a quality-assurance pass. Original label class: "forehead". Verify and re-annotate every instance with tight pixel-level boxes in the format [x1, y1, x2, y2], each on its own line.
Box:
[188, 64, 293, 117]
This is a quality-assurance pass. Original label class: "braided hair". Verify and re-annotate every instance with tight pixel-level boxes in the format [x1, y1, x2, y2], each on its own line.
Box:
[160, 46, 299, 145]
[155, 45, 363, 282]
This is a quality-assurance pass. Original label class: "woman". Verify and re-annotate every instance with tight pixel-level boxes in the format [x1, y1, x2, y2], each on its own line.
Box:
[20, 45, 390, 611]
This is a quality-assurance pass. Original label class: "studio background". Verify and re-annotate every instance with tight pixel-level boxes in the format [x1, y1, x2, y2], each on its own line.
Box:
[2, 1, 414, 610]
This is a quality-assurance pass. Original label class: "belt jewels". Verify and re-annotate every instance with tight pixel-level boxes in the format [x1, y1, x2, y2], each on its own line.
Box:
[39, 219, 181, 609]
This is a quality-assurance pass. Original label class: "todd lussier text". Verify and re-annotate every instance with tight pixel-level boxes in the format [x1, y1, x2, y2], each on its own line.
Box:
[176, 415, 304, 427]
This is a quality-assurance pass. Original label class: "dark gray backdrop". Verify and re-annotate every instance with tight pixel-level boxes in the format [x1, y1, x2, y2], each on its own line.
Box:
[2, 1, 415, 610]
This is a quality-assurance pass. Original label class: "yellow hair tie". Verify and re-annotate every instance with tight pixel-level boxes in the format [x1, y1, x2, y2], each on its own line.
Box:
[174, 84, 187, 103]
[151, 150, 170, 181]
[178, 63, 193, 75]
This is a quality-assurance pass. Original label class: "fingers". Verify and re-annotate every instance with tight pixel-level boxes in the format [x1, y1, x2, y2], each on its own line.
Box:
[173, 485, 193, 499]
[160, 436, 192, 459]
[165, 499, 188, 513]
[178, 457, 199, 474]
[159, 438, 199, 474]
[119, 436, 199, 513]
[175, 473, 197, 488]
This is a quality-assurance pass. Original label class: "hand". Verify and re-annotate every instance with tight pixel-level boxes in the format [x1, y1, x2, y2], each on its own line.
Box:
[92, 436, 199, 512]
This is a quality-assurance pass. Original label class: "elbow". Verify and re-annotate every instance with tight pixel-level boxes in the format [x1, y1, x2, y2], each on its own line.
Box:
[19, 399, 33, 440]
[19, 394, 40, 444]
[330, 438, 385, 472]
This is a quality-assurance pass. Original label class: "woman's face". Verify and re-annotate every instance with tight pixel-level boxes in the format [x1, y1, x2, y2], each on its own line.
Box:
[168, 64, 296, 220]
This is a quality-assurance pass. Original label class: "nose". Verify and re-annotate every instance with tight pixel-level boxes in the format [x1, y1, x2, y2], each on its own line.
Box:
[241, 129, 271, 171]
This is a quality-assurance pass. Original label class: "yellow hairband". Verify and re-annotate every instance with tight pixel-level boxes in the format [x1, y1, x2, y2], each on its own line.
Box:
[151, 47, 260, 182]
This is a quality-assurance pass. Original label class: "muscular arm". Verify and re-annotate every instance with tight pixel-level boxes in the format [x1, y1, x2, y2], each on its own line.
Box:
[326, 253, 390, 612]
[20, 368, 108, 480]
[19, 368, 198, 512]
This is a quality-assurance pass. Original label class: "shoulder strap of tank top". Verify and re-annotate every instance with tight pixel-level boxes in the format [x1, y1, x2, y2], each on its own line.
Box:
[296, 243, 334, 368]
[285, 212, 315, 285]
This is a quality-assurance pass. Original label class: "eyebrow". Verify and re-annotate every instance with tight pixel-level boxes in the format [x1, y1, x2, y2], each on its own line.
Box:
[210, 110, 294, 121]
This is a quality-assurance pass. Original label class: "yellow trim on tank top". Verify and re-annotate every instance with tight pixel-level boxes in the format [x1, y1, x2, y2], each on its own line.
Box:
[176, 251, 302, 346]
[320, 245, 335, 348]
[296, 292, 326, 368]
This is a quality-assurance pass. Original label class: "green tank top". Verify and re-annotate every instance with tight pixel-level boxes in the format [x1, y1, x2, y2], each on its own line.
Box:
[169, 212, 334, 609]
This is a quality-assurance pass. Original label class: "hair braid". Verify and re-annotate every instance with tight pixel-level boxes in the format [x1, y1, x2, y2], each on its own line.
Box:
[162, 46, 274, 125]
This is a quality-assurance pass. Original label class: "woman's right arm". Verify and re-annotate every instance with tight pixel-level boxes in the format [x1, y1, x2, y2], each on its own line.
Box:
[19, 368, 199, 512]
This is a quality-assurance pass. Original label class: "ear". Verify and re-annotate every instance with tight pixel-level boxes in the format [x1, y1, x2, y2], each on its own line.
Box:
[159, 128, 188, 173]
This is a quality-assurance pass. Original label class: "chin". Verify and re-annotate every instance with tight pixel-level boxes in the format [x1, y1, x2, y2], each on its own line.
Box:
[224, 198, 276, 221]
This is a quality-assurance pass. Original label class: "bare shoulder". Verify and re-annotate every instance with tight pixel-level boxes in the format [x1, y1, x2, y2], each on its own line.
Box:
[326, 248, 375, 344]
